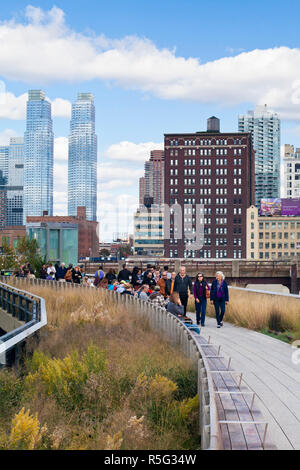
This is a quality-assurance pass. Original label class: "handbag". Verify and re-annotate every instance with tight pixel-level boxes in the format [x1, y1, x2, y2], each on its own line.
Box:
[205, 285, 210, 299]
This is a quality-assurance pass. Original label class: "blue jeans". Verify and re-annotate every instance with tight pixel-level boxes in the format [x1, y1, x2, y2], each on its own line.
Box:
[214, 299, 226, 325]
[195, 298, 207, 325]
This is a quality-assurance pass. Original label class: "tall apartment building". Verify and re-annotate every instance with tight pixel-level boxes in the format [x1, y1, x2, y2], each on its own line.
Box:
[68, 93, 97, 222]
[0, 146, 9, 182]
[238, 105, 280, 206]
[7, 138, 24, 226]
[283, 144, 300, 198]
[24, 90, 54, 222]
[142, 150, 164, 205]
[164, 117, 255, 259]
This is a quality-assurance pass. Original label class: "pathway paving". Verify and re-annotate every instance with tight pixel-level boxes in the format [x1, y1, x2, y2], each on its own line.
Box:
[187, 312, 300, 450]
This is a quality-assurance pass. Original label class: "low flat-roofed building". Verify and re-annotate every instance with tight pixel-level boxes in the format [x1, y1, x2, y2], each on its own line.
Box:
[134, 205, 164, 257]
[247, 205, 300, 260]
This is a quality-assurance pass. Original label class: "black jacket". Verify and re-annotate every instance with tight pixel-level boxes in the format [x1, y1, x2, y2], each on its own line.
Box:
[117, 269, 131, 282]
[142, 277, 156, 288]
[174, 274, 193, 296]
[105, 272, 116, 284]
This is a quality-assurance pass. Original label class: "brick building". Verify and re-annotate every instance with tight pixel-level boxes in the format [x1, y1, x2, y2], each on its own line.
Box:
[26, 206, 99, 259]
[164, 118, 255, 259]
[0, 226, 26, 249]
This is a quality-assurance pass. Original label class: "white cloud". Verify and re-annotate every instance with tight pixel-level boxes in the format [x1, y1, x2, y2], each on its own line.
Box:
[51, 97, 71, 118]
[0, 91, 71, 120]
[54, 136, 68, 164]
[99, 163, 142, 182]
[0, 7, 300, 117]
[103, 140, 163, 162]
[0, 128, 20, 145]
[52, 141, 142, 239]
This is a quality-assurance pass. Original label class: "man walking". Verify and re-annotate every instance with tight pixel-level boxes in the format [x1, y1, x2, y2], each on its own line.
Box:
[174, 267, 193, 315]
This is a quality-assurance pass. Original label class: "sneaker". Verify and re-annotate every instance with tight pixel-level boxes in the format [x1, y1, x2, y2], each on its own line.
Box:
[220, 322, 223, 327]
[201, 324, 205, 327]
[217, 325, 221, 328]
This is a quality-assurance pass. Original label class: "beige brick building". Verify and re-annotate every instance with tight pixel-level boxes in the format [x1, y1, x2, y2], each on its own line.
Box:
[247, 206, 300, 260]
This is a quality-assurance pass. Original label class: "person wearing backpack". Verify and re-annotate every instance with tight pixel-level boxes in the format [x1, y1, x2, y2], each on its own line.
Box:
[94, 266, 104, 287]
[65, 265, 73, 283]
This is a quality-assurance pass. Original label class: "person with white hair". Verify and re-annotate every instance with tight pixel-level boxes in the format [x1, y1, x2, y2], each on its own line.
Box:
[210, 271, 229, 328]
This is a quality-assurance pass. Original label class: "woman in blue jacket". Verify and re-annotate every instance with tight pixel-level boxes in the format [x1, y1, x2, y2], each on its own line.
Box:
[210, 271, 229, 328]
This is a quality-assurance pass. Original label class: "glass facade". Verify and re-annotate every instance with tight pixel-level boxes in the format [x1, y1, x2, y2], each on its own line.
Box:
[7, 137, 24, 226]
[24, 90, 54, 223]
[68, 93, 97, 222]
[27, 223, 78, 266]
[62, 228, 78, 266]
[239, 105, 280, 207]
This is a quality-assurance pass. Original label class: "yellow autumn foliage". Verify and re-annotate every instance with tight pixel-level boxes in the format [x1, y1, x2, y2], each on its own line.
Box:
[9, 408, 47, 450]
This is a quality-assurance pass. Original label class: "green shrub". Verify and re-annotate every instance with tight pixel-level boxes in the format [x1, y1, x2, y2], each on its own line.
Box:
[0, 370, 24, 417]
[26, 343, 107, 412]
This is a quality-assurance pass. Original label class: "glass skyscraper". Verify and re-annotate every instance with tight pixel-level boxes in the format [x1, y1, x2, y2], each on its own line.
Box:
[238, 105, 280, 207]
[24, 90, 54, 224]
[68, 93, 97, 222]
[7, 138, 24, 226]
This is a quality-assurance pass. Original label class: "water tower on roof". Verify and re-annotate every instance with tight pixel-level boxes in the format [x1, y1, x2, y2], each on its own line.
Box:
[207, 116, 220, 132]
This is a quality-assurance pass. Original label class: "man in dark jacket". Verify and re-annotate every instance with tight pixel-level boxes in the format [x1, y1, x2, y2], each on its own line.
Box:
[56, 263, 68, 281]
[117, 264, 132, 282]
[210, 271, 229, 328]
[142, 271, 156, 289]
[174, 267, 193, 315]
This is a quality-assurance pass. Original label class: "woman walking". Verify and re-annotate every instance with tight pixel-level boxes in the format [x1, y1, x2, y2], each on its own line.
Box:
[210, 271, 229, 328]
[193, 273, 210, 327]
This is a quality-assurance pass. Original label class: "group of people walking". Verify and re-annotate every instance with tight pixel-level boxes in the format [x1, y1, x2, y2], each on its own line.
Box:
[13, 261, 229, 328]
[95, 263, 229, 329]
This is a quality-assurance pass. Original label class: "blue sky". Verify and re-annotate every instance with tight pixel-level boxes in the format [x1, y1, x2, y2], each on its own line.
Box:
[1, 1, 300, 240]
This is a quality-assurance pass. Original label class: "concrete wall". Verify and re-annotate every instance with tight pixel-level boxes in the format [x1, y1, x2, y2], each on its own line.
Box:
[0, 308, 23, 334]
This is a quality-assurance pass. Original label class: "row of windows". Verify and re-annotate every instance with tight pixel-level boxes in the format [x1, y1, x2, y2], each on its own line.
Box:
[259, 232, 299, 240]
[169, 138, 244, 147]
[259, 221, 300, 229]
[258, 242, 299, 249]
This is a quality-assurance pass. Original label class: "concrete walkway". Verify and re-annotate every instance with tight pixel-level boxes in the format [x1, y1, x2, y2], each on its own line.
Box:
[187, 312, 300, 450]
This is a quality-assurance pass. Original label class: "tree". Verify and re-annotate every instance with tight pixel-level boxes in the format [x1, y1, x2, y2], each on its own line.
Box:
[0, 239, 18, 272]
[16, 237, 45, 276]
[99, 249, 110, 257]
[117, 244, 132, 259]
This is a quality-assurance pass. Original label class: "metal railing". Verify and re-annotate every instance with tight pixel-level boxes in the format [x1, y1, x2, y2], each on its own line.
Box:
[0, 276, 274, 449]
[0, 282, 47, 362]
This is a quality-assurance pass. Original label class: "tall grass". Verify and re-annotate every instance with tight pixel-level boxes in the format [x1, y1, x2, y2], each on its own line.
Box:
[188, 288, 300, 338]
[0, 286, 199, 450]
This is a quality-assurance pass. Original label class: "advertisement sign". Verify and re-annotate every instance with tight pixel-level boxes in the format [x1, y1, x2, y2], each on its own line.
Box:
[281, 198, 300, 216]
[260, 198, 282, 216]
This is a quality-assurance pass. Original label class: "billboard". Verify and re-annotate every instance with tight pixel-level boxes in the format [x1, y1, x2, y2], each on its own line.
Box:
[260, 198, 282, 216]
[281, 198, 300, 216]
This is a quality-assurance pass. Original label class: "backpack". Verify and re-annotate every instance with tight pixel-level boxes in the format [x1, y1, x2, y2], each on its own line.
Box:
[94, 270, 104, 286]
[65, 269, 73, 281]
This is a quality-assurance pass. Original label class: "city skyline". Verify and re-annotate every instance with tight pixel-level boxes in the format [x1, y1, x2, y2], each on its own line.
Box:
[1, 2, 300, 239]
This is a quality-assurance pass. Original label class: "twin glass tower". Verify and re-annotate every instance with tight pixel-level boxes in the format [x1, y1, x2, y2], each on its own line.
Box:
[23, 91, 97, 224]
[68, 93, 97, 222]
